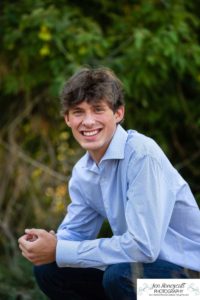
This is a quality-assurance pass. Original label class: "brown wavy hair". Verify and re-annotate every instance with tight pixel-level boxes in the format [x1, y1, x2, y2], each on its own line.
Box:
[60, 67, 124, 115]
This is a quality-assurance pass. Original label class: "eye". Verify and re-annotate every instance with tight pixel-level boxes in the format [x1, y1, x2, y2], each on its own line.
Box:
[71, 109, 84, 116]
[94, 106, 105, 113]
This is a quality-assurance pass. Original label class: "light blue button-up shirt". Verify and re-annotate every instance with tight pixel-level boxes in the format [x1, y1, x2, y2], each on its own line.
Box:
[56, 125, 200, 271]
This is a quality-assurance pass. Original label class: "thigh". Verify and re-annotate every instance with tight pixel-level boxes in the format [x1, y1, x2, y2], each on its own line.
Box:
[102, 260, 188, 300]
[34, 262, 107, 300]
[142, 259, 189, 279]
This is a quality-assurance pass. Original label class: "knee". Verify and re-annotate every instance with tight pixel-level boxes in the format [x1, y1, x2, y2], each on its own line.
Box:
[103, 264, 122, 291]
[102, 263, 134, 296]
[34, 263, 49, 284]
[33, 262, 57, 291]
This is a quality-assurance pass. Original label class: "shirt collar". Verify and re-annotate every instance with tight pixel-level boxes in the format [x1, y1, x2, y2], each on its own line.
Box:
[83, 125, 128, 169]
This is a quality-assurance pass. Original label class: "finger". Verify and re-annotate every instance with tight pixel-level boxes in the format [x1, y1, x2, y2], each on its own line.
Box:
[18, 235, 25, 244]
[25, 228, 46, 238]
[19, 241, 32, 254]
[25, 228, 39, 236]
[26, 233, 38, 242]
[21, 251, 29, 260]
[20, 246, 31, 260]
[49, 230, 56, 235]
[18, 235, 38, 253]
[21, 250, 36, 263]
[18, 235, 30, 247]
[19, 233, 35, 242]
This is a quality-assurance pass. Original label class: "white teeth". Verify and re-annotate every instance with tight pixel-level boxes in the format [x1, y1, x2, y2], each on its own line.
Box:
[83, 130, 99, 136]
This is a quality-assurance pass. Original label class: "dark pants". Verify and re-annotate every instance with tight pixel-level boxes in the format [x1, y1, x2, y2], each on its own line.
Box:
[34, 260, 189, 300]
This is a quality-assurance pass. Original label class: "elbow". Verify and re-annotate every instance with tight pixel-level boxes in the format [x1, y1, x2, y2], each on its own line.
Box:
[124, 232, 161, 263]
[135, 241, 160, 263]
[145, 254, 158, 263]
[143, 246, 160, 263]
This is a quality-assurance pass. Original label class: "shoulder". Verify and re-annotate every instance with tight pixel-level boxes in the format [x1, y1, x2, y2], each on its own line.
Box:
[124, 130, 176, 185]
[125, 130, 165, 163]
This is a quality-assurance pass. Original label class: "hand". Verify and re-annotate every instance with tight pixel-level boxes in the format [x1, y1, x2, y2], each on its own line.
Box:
[18, 228, 57, 265]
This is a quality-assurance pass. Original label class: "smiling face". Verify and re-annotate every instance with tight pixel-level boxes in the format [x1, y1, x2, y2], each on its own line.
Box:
[64, 100, 124, 163]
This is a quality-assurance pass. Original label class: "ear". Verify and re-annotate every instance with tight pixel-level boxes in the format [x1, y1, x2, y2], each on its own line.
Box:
[64, 114, 71, 127]
[114, 105, 125, 123]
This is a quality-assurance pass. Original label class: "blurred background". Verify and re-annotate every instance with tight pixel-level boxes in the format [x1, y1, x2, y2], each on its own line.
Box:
[0, 0, 200, 298]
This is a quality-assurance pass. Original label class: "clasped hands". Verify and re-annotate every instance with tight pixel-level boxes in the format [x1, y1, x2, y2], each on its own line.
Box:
[18, 228, 57, 265]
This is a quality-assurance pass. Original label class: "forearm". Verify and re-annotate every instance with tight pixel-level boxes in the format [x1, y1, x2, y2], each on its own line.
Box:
[56, 231, 158, 269]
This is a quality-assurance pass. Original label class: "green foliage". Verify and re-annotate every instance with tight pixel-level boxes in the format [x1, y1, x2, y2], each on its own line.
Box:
[1, 0, 108, 97]
[0, 0, 200, 296]
[0, 256, 46, 299]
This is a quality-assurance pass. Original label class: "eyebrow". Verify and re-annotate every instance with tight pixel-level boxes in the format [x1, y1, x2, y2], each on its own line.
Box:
[70, 105, 84, 110]
[93, 103, 107, 108]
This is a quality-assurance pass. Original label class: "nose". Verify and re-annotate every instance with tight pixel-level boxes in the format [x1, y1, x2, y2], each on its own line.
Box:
[82, 113, 95, 126]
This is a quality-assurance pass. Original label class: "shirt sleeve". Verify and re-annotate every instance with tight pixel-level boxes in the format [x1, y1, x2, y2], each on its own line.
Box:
[56, 170, 105, 242]
[56, 155, 176, 269]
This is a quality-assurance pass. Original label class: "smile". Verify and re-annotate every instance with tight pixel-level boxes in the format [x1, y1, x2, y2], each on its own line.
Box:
[82, 129, 101, 136]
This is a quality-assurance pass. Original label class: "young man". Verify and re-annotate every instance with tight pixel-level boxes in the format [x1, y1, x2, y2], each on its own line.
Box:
[18, 67, 200, 300]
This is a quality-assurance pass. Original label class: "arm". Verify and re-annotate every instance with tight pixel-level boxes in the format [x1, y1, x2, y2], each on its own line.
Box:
[57, 171, 105, 241]
[56, 155, 176, 268]
[18, 172, 104, 266]
[18, 167, 104, 266]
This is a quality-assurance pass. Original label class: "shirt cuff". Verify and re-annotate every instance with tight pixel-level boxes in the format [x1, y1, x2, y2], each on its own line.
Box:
[56, 239, 80, 267]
